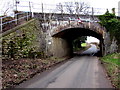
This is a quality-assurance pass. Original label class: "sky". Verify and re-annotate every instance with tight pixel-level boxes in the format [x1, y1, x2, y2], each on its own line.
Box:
[0, 0, 119, 43]
[0, 0, 120, 16]
[86, 36, 100, 44]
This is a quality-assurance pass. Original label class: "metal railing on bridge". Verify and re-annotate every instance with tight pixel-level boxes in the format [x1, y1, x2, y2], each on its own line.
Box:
[0, 12, 32, 33]
[51, 21, 106, 36]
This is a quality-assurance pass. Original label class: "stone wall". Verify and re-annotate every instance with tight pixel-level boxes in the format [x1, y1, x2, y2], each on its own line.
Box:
[104, 32, 118, 55]
[2, 19, 46, 59]
[109, 37, 118, 53]
[51, 37, 72, 58]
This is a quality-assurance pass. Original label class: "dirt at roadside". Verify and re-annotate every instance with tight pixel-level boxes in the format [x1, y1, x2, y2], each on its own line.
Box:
[2, 57, 68, 89]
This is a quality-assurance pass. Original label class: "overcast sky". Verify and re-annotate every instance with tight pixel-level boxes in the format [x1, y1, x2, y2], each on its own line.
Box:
[36, 0, 119, 9]
[0, 0, 120, 16]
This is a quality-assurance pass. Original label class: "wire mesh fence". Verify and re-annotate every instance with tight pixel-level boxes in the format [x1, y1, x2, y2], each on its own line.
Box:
[0, 11, 32, 33]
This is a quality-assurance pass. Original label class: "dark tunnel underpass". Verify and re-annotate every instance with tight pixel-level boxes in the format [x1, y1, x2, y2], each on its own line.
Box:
[52, 27, 105, 57]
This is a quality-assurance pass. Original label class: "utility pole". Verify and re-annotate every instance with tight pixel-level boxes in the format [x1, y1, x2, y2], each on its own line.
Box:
[118, 1, 120, 16]
[13, 0, 15, 10]
[29, 1, 31, 13]
[15, 0, 20, 11]
[92, 7, 94, 19]
[15, 0, 17, 11]
[42, 3, 46, 23]
[42, 3, 44, 13]
[15, 0, 19, 24]
[29, 1, 32, 18]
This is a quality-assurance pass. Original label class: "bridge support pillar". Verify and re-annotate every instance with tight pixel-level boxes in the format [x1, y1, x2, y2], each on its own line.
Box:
[99, 39, 105, 57]
[51, 37, 72, 58]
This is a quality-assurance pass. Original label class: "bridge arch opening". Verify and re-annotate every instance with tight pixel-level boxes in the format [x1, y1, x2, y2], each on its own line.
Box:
[52, 27, 104, 57]
[72, 36, 100, 56]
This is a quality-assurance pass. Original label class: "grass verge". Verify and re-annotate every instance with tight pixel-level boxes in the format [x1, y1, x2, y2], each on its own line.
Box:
[100, 53, 120, 89]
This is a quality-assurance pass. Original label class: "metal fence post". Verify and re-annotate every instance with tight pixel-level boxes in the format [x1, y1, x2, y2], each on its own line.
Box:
[0, 17, 2, 89]
[27, 12, 29, 21]
[29, 1, 32, 18]
[0, 17, 2, 65]
[15, 14, 18, 25]
[0, 18, 2, 33]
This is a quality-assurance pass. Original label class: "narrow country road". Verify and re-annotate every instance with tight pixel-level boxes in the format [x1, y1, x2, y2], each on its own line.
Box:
[16, 56, 113, 88]
[81, 44, 100, 55]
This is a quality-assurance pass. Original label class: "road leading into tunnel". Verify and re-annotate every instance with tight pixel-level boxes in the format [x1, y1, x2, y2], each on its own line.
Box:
[16, 56, 113, 88]
[81, 44, 100, 55]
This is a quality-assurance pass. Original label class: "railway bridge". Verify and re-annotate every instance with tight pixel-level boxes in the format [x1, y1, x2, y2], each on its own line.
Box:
[34, 13, 107, 57]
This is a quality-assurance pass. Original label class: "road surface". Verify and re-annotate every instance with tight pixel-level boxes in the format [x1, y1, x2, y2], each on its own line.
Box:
[81, 44, 100, 55]
[16, 56, 112, 88]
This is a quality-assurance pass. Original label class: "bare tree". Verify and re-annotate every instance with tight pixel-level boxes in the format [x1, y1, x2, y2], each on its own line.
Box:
[56, 1, 90, 15]
[56, 3, 64, 14]
[78, 2, 90, 15]
[3, 1, 14, 16]
[75, 2, 79, 15]
[64, 2, 74, 14]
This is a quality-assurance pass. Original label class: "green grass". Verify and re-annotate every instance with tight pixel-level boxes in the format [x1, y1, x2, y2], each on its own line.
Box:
[100, 53, 120, 89]
[81, 43, 87, 47]
[101, 53, 120, 65]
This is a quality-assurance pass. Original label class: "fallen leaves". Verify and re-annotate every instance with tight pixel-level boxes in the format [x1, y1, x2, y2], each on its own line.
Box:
[2, 58, 66, 89]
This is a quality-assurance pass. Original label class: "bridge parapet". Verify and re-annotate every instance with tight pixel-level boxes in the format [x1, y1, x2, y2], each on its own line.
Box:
[34, 13, 106, 37]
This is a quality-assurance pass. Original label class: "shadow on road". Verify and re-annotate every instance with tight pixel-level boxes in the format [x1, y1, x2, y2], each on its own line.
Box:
[73, 51, 101, 57]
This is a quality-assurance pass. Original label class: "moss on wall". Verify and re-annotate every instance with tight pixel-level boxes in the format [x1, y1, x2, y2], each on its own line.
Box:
[2, 19, 45, 59]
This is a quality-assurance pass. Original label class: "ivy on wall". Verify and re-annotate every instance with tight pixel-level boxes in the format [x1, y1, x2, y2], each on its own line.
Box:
[99, 9, 120, 44]
[2, 19, 44, 59]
